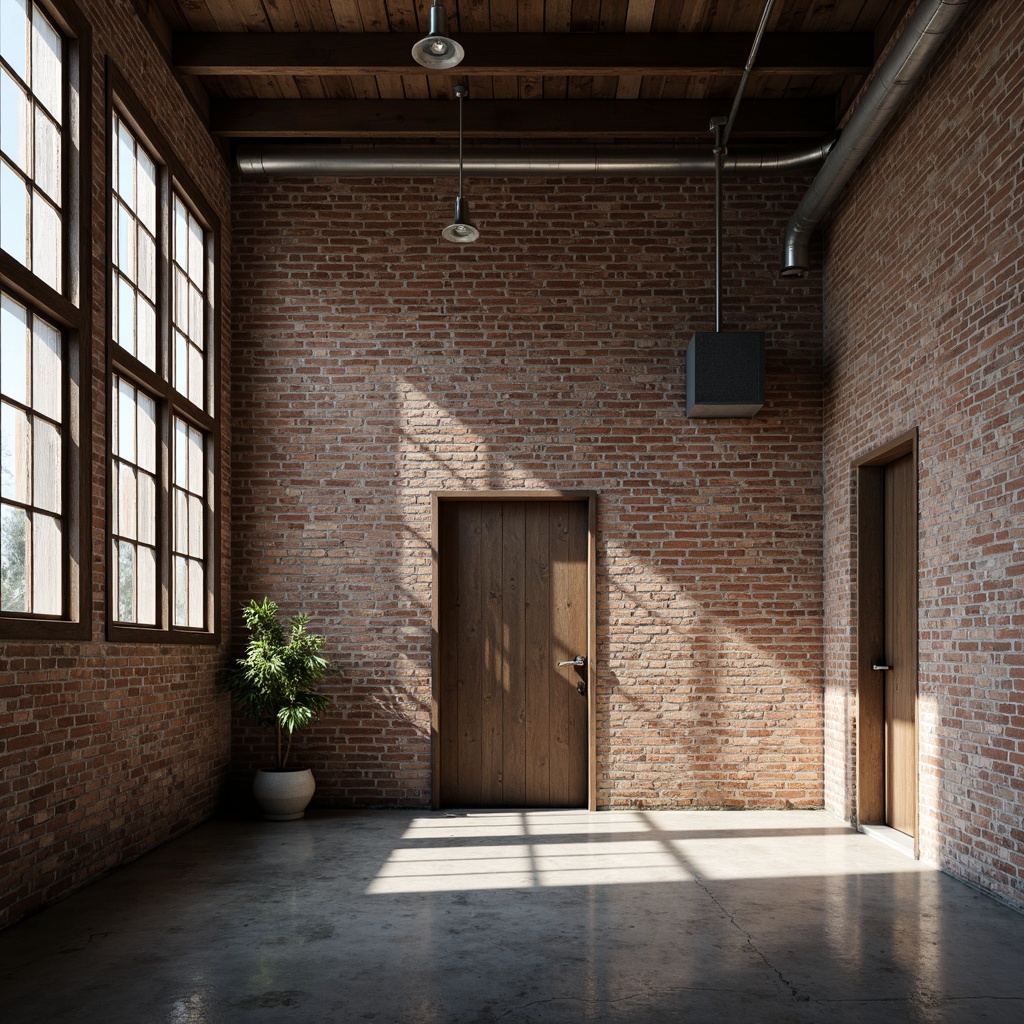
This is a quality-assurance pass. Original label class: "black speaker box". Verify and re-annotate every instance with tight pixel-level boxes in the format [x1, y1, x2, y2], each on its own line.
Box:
[685, 331, 765, 418]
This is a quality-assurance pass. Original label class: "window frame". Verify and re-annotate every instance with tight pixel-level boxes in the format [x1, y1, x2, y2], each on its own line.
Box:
[105, 63, 220, 645]
[0, 0, 90, 640]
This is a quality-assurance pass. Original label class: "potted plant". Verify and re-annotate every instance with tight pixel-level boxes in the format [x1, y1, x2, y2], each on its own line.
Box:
[227, 597, 332, 820]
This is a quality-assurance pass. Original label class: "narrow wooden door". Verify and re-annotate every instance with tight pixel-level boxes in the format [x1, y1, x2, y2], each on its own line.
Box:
[884, 453, 917, 836]
[438, 500, 589, 808]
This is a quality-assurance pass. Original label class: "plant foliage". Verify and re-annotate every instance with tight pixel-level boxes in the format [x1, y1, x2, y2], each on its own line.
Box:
[227, 598, 331, 768]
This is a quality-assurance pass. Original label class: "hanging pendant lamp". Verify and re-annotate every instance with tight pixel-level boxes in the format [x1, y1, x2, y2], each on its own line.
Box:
[442, 85, 479, 243]
[412, 2, 465, 70]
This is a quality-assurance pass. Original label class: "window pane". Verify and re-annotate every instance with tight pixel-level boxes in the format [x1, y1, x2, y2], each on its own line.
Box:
[0, 500, 28, 610]
[187, 425, 203, 494]
[0, 67, 30, 172]
[188, 342, 203, 408]
[117, 202, 135, 282]
[117, 538, 134, 621]
[31, 508, 59, 613]
[31, 314, 60, 419]
[137, 149, 156, 235]
[188, 212, 203, 281]
[173, 265, 187, 331]
[32, 414, 58, 512]
[136, 390, 156, 473]
[137, 543, 155, 624]
[0, 400, 30, 501]
[174, 417, 186, 484]
[117, 378, 135, 461]
[116, 276, 135, 355]
[188, 558, 203, 628]
[33, 104, 58, 202]
[117, 460, 136, 540]
[1, 292, 29, 403]
[174, 330, 186, 396]
[173, 486, 186, 552]
[0, 158, 28, 265]
[30, 5, 60, 123]
[137, 228, 155, 299]
[173, 553, 186, 625]
[188, 493, 203, 557]
[0, 0, 29, 81]
[136, 295, 156, 370]
[173, 196, 187, 266]
[116, 120, 133, 206]
[137, 470, 155, 545]
[31, 188, 60, 290]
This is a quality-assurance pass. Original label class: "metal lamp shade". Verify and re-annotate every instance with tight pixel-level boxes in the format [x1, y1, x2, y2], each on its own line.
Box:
[442, 196, 479, 243]
[411, 4, 465, 70]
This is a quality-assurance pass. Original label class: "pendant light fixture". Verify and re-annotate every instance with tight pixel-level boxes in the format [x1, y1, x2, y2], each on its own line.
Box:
[442, 85, 479, 244]
[411, 2, 465, 70]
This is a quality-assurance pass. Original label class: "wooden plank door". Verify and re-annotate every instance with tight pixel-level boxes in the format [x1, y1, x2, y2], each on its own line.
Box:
[883, 453, 917, 836]
[438, 499, 589, 808]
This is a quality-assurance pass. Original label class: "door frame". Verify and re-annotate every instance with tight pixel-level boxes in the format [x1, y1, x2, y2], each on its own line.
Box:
[853, 429, 919, 855]
[431, 490, 598, 811]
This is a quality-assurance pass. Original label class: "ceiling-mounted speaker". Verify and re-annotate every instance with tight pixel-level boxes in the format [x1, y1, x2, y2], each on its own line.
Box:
[686, 331, 765, 418]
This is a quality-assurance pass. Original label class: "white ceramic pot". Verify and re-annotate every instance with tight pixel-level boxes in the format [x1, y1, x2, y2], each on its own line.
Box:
[253, 767, 316, 821]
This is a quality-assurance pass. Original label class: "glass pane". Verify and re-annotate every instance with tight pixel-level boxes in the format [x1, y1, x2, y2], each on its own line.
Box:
[188, 559, 203, 628]
[188, 493, 203, 557]
[137, 543, 155, 624]
[137, 470, 155, 545]
[32, 509, 60, 613]
[33, 105, 58, 202]
[117, 538, 134, 621]
[0, 67, 29, 172]
[173, 265, 187, 331]
[116, 276, 135, 355]
[0, 0, 28, 82]
[31, 313, 60, 420]
[1, 400, 30, 500]
[137, 228, 155, 299]
[117, 460, 136, 540]
[174, 329, 186, 396]
[31, 5, 61, 123]
[32, 189, 60, 291]
[189, 282, 203, 346]
[136, 296, 156, 371]
[116, 202, 134, 279]
[173, 195, 187, 267]
[32, 415, 58, 512]
[137, 148, 156, 234]
[174, 417, 187, 486]
[136, 390, 155, 473]
[1, 292, 29, 403]
[0, 158, 28, 265]
[173, 553, 186, 626]
[173, 486, 186, 553]
[188, 426, 203, 494]
[116, 120, 133, 205]
[116, 378, 135, 462]
[188, 342, 203, 409]
[188, 213, 203, 283]
[0, 501, 28, 610]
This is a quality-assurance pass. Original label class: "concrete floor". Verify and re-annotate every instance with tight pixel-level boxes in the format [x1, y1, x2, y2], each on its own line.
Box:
[3, 810, 1024, 1024]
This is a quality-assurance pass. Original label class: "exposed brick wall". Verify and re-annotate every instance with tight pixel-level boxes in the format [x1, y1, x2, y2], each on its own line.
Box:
[231, 173, 825, 810]
[823, 0, 1024, 908]
[0, 0, 232, 928]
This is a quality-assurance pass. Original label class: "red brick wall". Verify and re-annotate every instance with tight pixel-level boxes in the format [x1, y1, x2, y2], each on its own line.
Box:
[231, 173, 825, 810]
[823, 0, 1024, 907]
[0, 0, 232, 928]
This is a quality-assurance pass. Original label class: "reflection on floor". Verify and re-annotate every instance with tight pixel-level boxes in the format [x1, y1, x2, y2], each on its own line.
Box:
[3, 809, 1024, 1023]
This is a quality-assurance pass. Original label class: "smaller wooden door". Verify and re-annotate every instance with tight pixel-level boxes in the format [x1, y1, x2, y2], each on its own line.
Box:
[884, 453, 917, 836]
[437, 499, 589, 808]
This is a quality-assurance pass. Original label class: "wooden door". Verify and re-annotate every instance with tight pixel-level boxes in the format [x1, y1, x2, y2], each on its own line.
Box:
[883, 453, 917, 836]
[438, 499, 589, 808]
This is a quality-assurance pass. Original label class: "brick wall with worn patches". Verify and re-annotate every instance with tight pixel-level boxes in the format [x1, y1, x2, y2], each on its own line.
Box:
[230, 172, 825, 810]
[823, 0, 1024, 908]
[0, 0, 232, 928]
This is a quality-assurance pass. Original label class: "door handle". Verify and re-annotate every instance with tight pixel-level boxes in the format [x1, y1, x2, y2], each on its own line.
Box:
[558, 656, 586, 668]
[872, 663, 892, 671]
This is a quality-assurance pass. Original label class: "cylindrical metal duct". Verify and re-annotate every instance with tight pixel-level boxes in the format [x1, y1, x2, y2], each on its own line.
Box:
[780, 0, 974, 277]
[236, 143, 835, 179]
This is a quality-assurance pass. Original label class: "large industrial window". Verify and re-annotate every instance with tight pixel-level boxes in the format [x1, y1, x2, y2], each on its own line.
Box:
[0, 0, 88, 638]
[107, 73, 218, 642]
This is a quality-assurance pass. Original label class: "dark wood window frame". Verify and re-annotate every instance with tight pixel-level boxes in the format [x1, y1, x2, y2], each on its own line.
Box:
[0, 0, 91, 640]
[105, 62, 221, 644]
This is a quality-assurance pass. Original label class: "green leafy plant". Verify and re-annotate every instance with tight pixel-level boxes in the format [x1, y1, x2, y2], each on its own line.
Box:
[227, 598, 331, 769]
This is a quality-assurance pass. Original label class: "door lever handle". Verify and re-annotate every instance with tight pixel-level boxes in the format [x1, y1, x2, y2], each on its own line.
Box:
[558, 656, 586, 668]
[872, 664, 892, 671]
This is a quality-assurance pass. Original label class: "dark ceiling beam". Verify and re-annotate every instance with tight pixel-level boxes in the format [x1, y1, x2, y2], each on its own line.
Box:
[176, 31, 872, 77]
[209, 98, 835, 139]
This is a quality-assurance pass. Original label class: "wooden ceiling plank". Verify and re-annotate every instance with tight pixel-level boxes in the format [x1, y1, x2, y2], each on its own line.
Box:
[623, 0, 656, 33]
[325, 0, 366, 32]
[174, 31, 874, 76]
[210, 96, 835, 137]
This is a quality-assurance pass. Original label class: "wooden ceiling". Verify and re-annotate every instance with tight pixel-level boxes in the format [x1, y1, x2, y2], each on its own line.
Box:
[148, 0, 913, 146]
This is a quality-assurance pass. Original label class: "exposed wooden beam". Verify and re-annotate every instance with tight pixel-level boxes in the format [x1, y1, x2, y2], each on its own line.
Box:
[176, 31, 872, 77]
[210, 98, 835, 139]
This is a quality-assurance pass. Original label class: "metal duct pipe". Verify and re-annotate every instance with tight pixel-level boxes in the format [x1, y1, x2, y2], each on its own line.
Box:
[236, 142, 834, 178]
[780, 0, 974, 277]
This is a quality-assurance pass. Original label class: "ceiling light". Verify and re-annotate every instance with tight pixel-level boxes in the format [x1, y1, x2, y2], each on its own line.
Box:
[442, 85, 479, 244]
[412, 3, 465, 70]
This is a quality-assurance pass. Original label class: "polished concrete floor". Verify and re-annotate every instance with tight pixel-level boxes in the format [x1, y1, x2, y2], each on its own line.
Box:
[3, 809, 1024, 1023]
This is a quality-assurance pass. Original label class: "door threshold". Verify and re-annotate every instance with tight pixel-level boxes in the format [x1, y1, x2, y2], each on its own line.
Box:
[859, 823, 915, 858]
